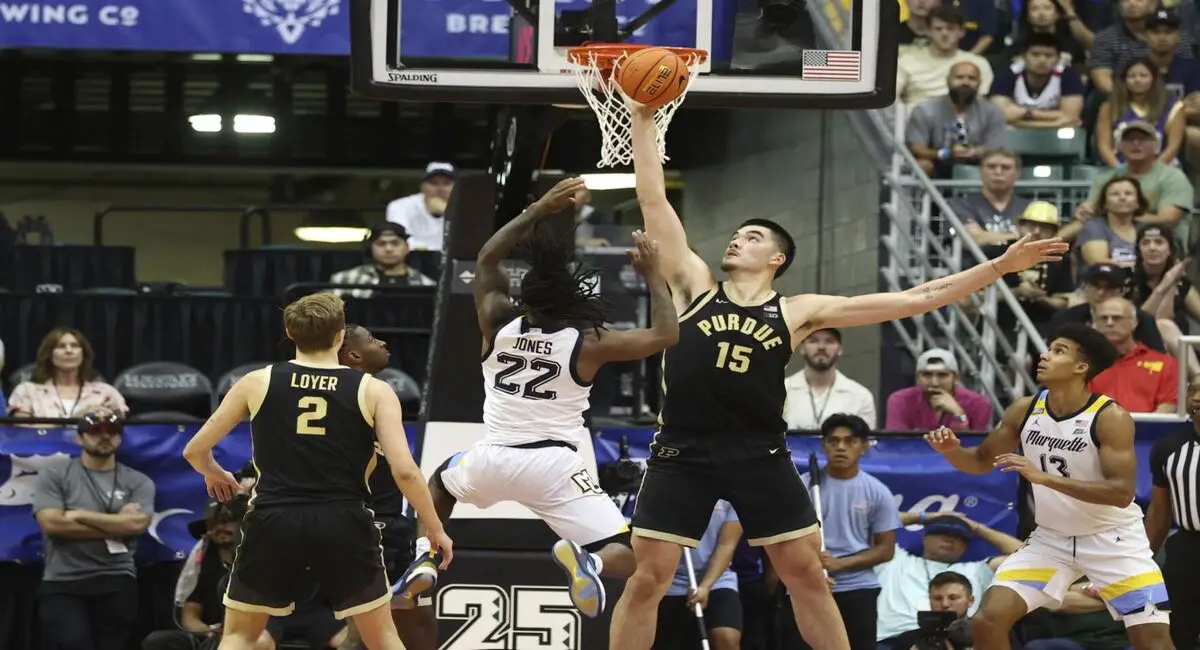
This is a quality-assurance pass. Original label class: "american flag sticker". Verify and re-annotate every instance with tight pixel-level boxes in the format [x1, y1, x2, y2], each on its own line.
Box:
[801, 50, 862, 81]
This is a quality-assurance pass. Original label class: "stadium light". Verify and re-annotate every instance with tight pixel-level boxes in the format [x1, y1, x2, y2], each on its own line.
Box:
[294, 210, 370, 244]
[189, 79, 276, 135]
[580, 173, 636, 190]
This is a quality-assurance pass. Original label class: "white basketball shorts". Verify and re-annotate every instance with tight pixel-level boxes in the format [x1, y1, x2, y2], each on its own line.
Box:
[992, 520, 1170, 627]
[438, 443, 629, 547]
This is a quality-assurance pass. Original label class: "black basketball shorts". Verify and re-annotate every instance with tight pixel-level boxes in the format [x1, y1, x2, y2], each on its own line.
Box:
[631, 435, 819, 547]
[225, 504, 390, 620]
[657, 587, 743, 648]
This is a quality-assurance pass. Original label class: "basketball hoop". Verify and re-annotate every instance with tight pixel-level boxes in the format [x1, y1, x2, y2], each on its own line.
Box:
[566, 44, 708, 168]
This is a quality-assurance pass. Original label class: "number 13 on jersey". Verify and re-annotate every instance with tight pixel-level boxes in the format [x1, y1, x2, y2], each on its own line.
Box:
[715, 342, 752, 373]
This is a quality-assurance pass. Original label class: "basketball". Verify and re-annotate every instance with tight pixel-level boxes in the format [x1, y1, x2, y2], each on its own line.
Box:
[615, 47, 689, 109]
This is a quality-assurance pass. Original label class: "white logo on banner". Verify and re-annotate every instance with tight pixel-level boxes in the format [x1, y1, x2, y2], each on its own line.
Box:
[438, 585, 582, 649]
[0, 453, 69, 506]
[243, 0, 340, 45]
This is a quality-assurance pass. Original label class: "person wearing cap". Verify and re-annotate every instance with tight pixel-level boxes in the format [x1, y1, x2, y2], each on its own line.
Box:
[988, 35, 1085, 128]
[1143, 8, 1200, 101]
[1066, 118, 1193, 247]
[783, 328, 877, 430]
[947, 149, 1031, 247]
[886, 348, 993, 432]
[1049, 263, 1168, 353]
[875, 513, 1023, 646]
[329, 222, 436, 299]
[384, 161, 456, 252]
[31, 409, 155, 650]
[1088, 0, 1194, 95]
[1097, 58, 1185, 169]
[1088, 296, 1178, 413]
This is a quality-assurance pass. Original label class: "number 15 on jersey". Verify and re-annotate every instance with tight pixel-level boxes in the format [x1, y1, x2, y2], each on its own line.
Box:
[715, 342, 752, 373]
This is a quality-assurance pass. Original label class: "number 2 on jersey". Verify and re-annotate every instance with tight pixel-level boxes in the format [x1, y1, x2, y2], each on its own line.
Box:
[493, 352, 562, 400]
[297, 396, 328, 435]
[715, 342, 752, 373]
[1039, 453, 1070, 477]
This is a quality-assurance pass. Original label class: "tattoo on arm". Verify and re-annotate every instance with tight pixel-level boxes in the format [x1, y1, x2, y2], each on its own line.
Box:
[919, 281, 954, 299]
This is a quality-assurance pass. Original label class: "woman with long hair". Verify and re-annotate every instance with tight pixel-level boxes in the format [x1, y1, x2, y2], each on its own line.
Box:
[1011, 0, 1091, 67]
[7, 327, 127, 418]
[1078, 177, 1149, 267]
[1097, 58, 1185, 167]
[1131, 223, 1200, 362]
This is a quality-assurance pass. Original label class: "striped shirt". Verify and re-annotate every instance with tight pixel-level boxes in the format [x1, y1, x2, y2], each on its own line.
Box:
[1150, 427, 1200, 531]
[1090, 22, 1194, 76]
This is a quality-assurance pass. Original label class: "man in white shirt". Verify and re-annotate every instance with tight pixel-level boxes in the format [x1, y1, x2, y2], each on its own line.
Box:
[385, 162, 456, 252]
[783, 328, 877, 430]
[897, 7, 994, 108]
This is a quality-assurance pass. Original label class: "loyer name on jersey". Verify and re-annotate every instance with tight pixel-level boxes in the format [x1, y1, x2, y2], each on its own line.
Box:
[694, 314, 784, 350]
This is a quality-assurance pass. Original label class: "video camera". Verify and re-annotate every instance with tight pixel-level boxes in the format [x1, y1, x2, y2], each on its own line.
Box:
[914, 611, 972, 650]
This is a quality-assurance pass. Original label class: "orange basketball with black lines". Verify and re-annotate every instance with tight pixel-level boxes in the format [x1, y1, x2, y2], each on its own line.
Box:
[615, 47, 689, 109]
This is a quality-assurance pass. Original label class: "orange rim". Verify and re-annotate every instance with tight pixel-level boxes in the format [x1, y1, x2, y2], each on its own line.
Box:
[566, 43, 708, 78]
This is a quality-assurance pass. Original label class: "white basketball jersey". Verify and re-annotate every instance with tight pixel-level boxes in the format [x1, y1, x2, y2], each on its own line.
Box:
[1019, 390, 1142, 536]
[480, 317, 592, 447]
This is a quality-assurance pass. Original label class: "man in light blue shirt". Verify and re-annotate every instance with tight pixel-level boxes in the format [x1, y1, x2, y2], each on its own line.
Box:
[782, 413, 902, 650]
[654, 500, 743, 650]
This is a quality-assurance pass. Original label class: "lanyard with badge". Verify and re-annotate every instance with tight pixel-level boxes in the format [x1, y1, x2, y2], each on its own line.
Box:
[76, 458, 129, 555]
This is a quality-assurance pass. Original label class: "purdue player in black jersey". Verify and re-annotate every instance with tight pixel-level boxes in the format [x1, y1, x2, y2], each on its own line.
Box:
[182, 292, 452, 650]
[609, 107, 1071, 650]
[336, 324, 438, 650]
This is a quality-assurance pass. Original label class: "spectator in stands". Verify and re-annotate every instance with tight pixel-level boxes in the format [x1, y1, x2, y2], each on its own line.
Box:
[656, 500, 742, 650]
[887, 571, 976, 650]
[329, 222, 437, 299]
[1069, 120, 1194, 244]
[1010, 0, 1092, 67]
[885, 348, 993, 431]
[1078, 176, 1146, 266]
[948, 149, 1032, 246]
[1089, 0, 1195, 94]
[898, 0, 939, 49]
[906, 62, 1007, 177]
[875, 514, 1022, 647]
[384, 161, 455, 252]
[142, 501, 273, 650]
[780, 414, 899, 650]
[1020, 579, 1128, 650]
[32, 409, 155, 650]
[1089, 296, 1178, 412]
[1144, 9, 1199, 103]
[7, 327, 127, 418]
[1001, 202, 1076, 332]
[1050, 263, 1168, 351]
[1097, 58, 1185, 167]
[783, 328, 877, 430]
[944, 0, 997, 54]
[1131, 226, 1200, 370]
[990, 35, 1085, 127]
[897, 8, 994, 108]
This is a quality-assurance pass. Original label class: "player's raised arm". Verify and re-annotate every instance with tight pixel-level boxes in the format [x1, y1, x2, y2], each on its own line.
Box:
[183, 371, 263, 501]
[629, 105, 713, 304]
[925, 396, 1030, 474]
[576, 231, 679, 378]
[474, 177, 587, 338]
[367, 377, 454, 567]
[995, 404, 1137, 507]
[787, 234, 1068, 332]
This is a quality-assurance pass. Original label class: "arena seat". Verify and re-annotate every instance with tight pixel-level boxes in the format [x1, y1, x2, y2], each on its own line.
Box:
[1071, 165, 1103, 181]
[7, 363, 105, 393]
[375, 367, 422, 416]
[951, 165, 982, 181]
[1021, 164, 1065, 181]
[114, 361, 215, 419]
[213, 362, 273, 409]
[1006, 127, 1087, 163]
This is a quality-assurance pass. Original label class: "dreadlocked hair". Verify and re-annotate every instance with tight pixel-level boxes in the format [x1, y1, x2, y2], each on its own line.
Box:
[515, 221, 610, 333]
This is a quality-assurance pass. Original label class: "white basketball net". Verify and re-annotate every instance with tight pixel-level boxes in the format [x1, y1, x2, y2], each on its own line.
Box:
[568, 49, 706, 168]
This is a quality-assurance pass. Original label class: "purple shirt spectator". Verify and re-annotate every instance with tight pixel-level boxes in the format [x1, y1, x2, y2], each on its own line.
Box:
[885, 385, 992, 431]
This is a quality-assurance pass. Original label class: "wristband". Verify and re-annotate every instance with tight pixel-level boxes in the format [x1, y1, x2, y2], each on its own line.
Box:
[937, 147, 952, 160]
[919, 512, 928, 523]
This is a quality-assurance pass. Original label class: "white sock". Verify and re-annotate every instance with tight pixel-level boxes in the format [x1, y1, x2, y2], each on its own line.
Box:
[589, 552, 604, 575]
[415, 536, 431, 556]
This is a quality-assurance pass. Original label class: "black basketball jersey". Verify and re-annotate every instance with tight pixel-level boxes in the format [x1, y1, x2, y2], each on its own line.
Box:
[659, 283, 792, 435]
[249, 362, 377, 509]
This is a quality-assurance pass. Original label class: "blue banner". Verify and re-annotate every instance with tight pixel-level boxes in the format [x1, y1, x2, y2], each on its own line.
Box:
[0, 421, 1182, 565]
[0, 0, 718, 59]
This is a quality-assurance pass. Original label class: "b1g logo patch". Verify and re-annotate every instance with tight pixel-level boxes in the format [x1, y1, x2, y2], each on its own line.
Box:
[437, 585, 582, 649]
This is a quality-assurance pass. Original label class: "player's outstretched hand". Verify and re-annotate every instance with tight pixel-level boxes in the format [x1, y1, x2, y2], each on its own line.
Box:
[534, 177, 587, 215]
[924, 426, 961, 454]
[205, 469, 243, 502]
[428, 528, 455, 570]
[627, 230, 662, 279]
[994, 234, 1069, 274]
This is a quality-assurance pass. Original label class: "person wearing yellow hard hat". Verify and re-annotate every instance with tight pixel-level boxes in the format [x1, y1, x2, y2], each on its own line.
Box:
[999, 201, 1075, 330]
